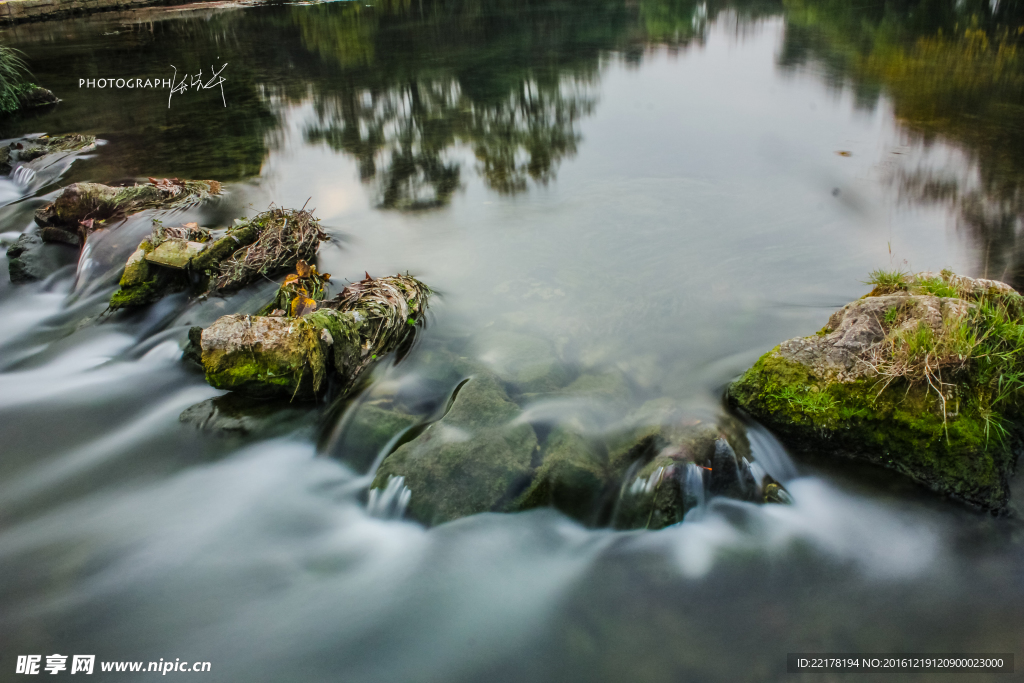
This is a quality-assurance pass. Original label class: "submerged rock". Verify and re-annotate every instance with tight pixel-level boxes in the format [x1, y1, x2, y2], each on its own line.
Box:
[729, 270, 1023, 513]
[512, 426, 609, 523]
[473, 330, 571, 394]
[371, 374, 537, 525]
[198, 274, 430, 400]
[335, 402, 419, 473]
[35, 178, 221, 237]
[610, 426, 785, 530]
[0, 133, 95, 175]
[179, 393, 314, 438]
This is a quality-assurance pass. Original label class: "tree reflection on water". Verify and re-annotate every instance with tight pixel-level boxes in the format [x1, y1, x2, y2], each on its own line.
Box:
[779, 0, 1024, 286]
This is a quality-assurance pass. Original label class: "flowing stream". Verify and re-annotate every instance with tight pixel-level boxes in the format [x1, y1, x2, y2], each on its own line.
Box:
[2, 1, 1024, 681]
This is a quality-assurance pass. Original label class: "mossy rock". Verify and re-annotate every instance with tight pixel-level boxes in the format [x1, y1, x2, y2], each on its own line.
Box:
[200, 310, 361, 400]
[42, 179, 221, 231]
[728, 274, 1024, 513]
[729, 348, 1016, 511]
[512, 427, 609, 523]
[109, 241, 190, 310]
[371, 374, 537, 526]
[0, 133, 95, 175]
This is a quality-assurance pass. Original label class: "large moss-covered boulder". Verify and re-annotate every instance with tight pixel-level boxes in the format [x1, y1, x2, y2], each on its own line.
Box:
[728, 270, 1024, 513]
[371, 374, 537, 525]
[200, 309, 366, 400]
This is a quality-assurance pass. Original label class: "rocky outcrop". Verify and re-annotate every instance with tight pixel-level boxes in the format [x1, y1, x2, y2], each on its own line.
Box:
[36, 178, 221, 233]
[369, 380, 790, 529]
[729, 270, 1023, 513]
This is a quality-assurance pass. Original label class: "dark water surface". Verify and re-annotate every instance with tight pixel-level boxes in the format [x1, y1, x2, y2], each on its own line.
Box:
[2, 1, 1024, 681]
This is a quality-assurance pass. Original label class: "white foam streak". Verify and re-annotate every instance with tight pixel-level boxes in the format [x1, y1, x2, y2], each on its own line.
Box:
[644, 477, 940, 580]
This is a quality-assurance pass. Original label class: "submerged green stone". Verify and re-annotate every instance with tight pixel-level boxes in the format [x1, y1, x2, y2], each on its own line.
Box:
[371, 375, 537, 525]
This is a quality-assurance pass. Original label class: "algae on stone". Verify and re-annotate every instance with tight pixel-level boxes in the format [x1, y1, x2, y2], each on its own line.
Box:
[197, 274, 431, 400]
[728, 270, 1024, 512]
[370, 374, 537, 525]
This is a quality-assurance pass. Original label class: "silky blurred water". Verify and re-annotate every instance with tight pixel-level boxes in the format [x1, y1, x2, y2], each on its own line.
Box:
[2, 1, 1024, 681]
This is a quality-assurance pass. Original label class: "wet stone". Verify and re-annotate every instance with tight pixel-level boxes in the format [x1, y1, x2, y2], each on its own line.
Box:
[145, 239, 208, 269]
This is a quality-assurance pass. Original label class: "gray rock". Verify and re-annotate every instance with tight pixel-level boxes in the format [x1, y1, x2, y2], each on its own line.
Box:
[6, 233, 76, 283]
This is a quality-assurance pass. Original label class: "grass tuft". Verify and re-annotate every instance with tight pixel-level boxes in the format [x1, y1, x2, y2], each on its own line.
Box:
[0, 44, 30, 114]
[865, 268, 909, 294]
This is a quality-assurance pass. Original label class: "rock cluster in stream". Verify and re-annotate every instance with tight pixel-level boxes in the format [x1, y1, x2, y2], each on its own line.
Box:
[2, 129, 795, 531]
[359, 347, 790, 528]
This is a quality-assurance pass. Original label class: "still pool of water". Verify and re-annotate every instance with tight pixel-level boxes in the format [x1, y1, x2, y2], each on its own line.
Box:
[1, 1, 1024, 680]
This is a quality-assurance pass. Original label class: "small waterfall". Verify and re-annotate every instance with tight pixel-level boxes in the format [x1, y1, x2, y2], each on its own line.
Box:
[12, 165, 36, 188]
[629, 466, 665, 496]
[367, 475, 412, 520]
[745, 421, 798, 482]
[683, 462, 706, 519]
[747, 460, 768, 496]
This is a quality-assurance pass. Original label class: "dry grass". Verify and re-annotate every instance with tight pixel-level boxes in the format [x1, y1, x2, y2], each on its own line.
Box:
[151, 220, 211, 245]
[326, 273, 431, 356]
[213, 206, 328, 292]
[861, 270, 1024, 437]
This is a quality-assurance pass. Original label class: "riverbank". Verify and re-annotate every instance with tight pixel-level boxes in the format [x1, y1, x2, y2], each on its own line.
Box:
[0, 0, 261, 24]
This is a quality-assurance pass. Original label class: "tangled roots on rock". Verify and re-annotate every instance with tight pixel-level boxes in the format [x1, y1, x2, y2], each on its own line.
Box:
[325, 273, 431, 356]
[213, 206, 327, 292]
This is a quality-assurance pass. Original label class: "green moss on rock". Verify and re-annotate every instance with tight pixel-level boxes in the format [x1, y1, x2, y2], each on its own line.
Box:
[200, 310, 361, 400]
[729, 340, 1018, 512]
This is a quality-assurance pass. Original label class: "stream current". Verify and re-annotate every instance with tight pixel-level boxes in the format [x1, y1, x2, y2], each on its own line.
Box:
[2, 2, 1024, 681]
